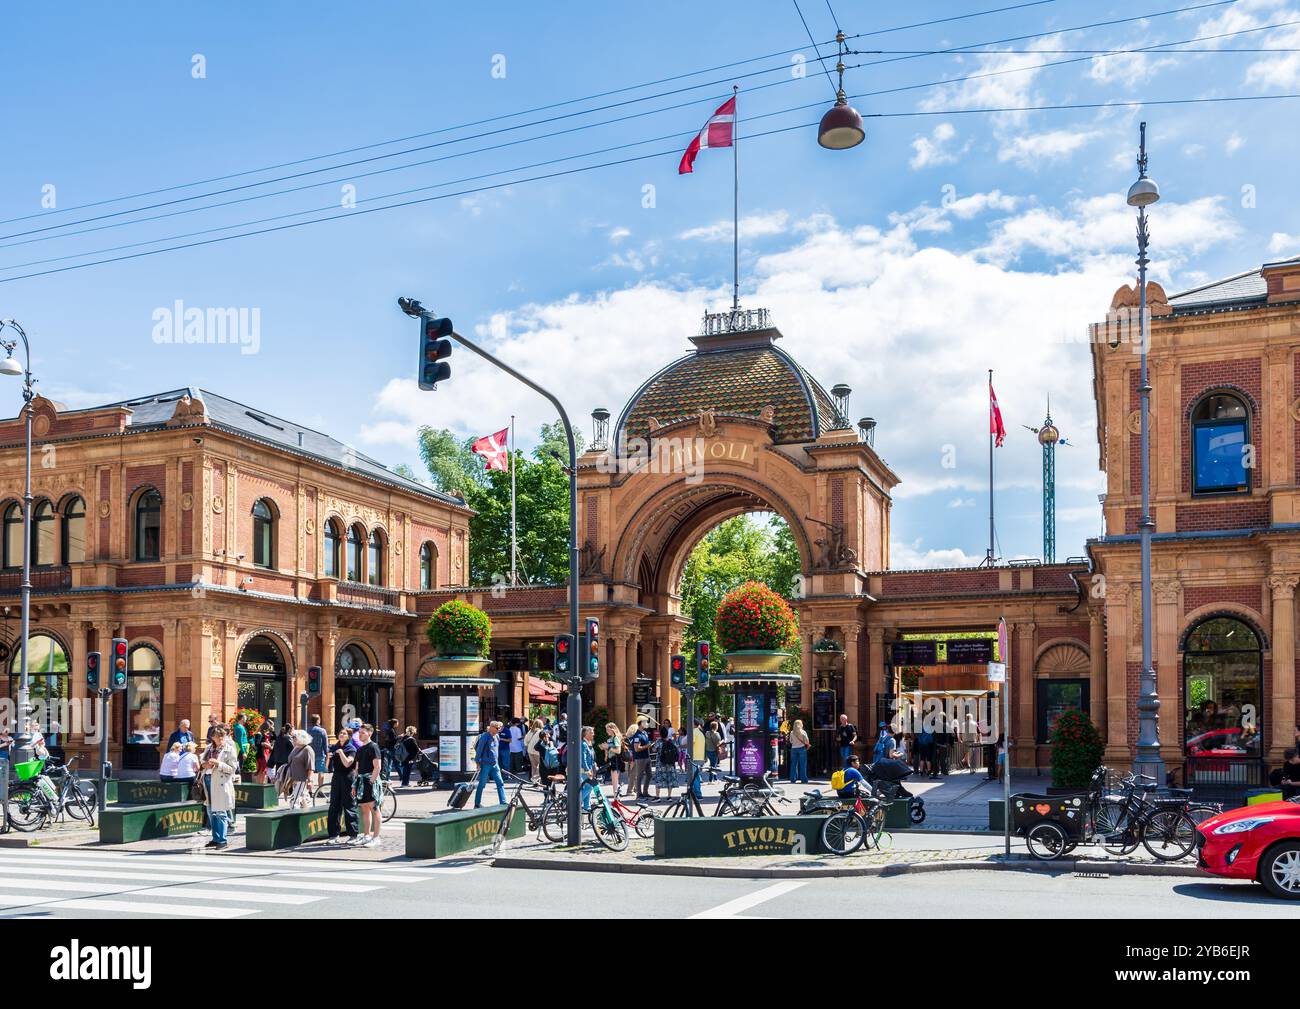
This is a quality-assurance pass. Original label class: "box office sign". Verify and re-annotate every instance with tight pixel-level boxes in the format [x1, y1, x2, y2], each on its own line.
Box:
[892, 637, 996, 666]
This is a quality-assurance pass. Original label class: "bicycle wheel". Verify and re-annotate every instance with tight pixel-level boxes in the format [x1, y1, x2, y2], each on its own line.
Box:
[1026, 822, 1070, 861]
[1185, 804, 1220, 827]
[1140, 809, 1196, 861]
[589, 805, 629, 851]
[820, 810, 867, 856]
[1096, 800, 1139, 856]
[63, 783, 95, 821]
[736, 786, 767, 817]
[632, 806, 657, 840]
[382, 788, 397, 823]
[6, 783, 48, 831]
[541, 799, 569, 842]
[864, 804, 888, 849]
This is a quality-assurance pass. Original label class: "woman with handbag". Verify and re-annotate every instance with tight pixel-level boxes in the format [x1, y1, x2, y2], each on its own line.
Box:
[202, 725, 239, 849]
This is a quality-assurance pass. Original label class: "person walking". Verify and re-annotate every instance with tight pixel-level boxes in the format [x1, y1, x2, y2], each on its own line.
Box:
[326, 727, 359, 844]
[788, 719, 811, 783]
[380, 718, 400, 781]
[269, 724, 294, 781]
[231, 712, 249, 762]
[836, 713, 857, 767]
[474, 720, 508, 808]
[704, 721, 722, 776]
[508, 717, 526, 774]
[629, 719, 652, 798]
[308, 714, 329, 792]
[165, 719, 194, 750]
[524, 718, 544, 783]
[353, 723, 384, 848]
[600, 723, 626, 797]
[396, 726, 419, 786]
[254, 726, 272, 783]
[580, 725, 598, 812]
[201, 725, 239, 850]
[285, 729, 315, 808]
[205, 713, 221, 744]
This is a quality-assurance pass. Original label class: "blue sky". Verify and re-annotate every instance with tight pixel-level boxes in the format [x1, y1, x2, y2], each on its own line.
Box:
[0, 0, 1297, 568]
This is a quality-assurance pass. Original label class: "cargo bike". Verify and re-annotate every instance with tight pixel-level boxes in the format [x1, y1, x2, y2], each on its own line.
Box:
[1012, 765, 1212, 862]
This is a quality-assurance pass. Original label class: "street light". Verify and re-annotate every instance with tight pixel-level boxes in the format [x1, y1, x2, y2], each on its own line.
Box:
[0, 320, 35, 762]
[1127, 123, 1164, 786]
[817, 32, 865, 151]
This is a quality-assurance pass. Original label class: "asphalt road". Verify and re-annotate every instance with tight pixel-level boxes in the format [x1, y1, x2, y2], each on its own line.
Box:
[2, 847, 1299, 919]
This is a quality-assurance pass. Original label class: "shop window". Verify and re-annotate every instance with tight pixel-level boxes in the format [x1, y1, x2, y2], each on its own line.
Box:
[368, 530, 385, 586]
[2, 501, 21, 569]
[1035, 678, 1090, 742]
[251, 498, 275, 569]
[126, 644, 163, 750]
[134, 489, 162, 561]
[31, 499, 54, 567]
[1184, 616, 1262, 758]
[346, 524, 363, 581]
[323, 518, 341, 578]
[1191, 393, 1249, 494]
[419, 541, 436, 590]
[62, 496, 85, 563]
[8, 633, 69, 747]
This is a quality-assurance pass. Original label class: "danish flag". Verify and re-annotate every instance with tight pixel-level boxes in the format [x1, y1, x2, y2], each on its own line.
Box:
[678, 95, 735, 174]
[471, 428, 510, 471]
[989, 383, 1007, 448]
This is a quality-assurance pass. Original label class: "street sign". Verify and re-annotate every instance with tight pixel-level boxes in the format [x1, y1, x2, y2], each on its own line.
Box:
[633, 679, 653, 704]
[987, 662, 1006, 683]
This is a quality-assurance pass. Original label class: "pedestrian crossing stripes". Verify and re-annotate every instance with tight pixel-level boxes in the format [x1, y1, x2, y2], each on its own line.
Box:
[0, 847, 478, 918]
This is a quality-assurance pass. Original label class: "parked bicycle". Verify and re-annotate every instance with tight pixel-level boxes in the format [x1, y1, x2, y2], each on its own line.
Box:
[312, 774, 397, 822]
[714, 771, 787, 817]
[7, 755, 97, 830]
[802, 780, 892, 856]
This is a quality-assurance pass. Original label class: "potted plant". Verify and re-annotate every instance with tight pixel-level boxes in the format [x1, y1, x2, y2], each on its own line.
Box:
[424, 599, 493, 677]
[812, 636, 844, 672]
[715, 581, 799, 674]
[1048, 708, 1104, 791]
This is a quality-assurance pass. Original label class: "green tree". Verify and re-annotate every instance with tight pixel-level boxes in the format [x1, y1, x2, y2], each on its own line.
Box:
[416, 426, 483, 498]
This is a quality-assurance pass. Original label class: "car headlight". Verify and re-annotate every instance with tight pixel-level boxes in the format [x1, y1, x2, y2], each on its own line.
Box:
[1213, 816, 1275, 835]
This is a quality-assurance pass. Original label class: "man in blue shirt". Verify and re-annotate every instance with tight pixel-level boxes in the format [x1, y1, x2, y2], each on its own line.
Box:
[872, 722, 897, 764]
[165, 719, 194, 750]
[837, 754, 868, 799]
[308, 714, 330, 792]
[474, 720, 508, 808]
[580, 725, 598, 812]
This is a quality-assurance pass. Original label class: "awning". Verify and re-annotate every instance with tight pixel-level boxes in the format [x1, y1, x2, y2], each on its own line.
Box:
[529, 681, 561, 704]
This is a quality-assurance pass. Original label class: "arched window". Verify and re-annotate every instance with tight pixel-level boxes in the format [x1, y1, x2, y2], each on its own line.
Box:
[1184, 616, 1262, 760]
[419, 541, 436, 590]
[8, 633, 70, 747]
[62, 496, 85, 564]
[126, 644, 163, 753]
[1191, 392, 1250, 494]
[2, 502, 22, 569]
[323, 519, 341, 578]
[31, 500, 54, 567]
[346, 524, 363, 582]
[368, 530, 385, 586]
[134, 489, 162, 562]
[251, 499, 275, 569]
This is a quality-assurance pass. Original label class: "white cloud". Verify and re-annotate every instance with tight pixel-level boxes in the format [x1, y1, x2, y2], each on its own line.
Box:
[920, 36, 1063, 122]
[679, 211, 789, 243]
[997, 128, 1101, 166]
[1088, 51, 1174, 87]
[888, 190, 1019, 234]
[608, 227, 631, 243]
[1225, 132, 1246, 156]
[909, 123, 962, 169]
[890, 539, 985, 570]
[1270, 231, 1300, 254]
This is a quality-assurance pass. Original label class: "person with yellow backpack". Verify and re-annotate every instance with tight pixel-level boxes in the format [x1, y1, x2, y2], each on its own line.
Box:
[831, 754, 868, 798]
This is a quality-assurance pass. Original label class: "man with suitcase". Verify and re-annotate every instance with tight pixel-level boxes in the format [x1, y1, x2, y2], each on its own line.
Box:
[473, 720, 508, 808]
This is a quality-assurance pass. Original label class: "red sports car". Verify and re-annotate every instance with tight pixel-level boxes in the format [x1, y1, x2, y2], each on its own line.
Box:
[1196, 797, 1300, 899]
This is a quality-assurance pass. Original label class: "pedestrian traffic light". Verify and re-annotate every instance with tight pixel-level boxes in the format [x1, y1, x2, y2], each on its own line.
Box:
[695, 640, 711, 687]
[582, 617, 600, 682]
[418, 316, 453, 391]
[670, 653, 686, 689]
[306, 665, 321, 698]
[554, 633, 574, 680]
[109, 638, 128, 691]
[85, 650, 101, 690]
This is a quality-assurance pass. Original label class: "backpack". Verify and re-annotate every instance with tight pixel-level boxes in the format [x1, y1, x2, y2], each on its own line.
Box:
[542, 745, 560, 771]
[660, 738, 679, 764]
[830, 769, 847, 791]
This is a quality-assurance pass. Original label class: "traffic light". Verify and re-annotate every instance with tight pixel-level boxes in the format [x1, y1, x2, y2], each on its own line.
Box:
[418, 316, 453, 390]
[670, 654, 686, 689]
[582, 617, 600, 682]
[85, 651, 101, 690]
[554, 633, 574, 681]
[306, 665, 322, 698]
[109, 638, 128, 691]
[695, 640, 711, 687]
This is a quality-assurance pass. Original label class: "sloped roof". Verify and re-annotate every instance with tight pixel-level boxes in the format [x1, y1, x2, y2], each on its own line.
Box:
[96, 388, 463, 506]
[616, 334, 841, 448]
[1168, 254, 1300, 314]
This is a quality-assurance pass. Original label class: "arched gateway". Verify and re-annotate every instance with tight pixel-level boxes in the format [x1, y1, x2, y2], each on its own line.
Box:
[571, 309, 898, 728]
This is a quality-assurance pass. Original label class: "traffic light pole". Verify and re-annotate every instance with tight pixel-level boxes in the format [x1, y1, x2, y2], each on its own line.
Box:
[97, 687, 111, 814]
[402, 301, 582, 846]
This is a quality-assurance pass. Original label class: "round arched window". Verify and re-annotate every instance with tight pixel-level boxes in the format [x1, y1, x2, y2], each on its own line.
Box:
[1184, 616, 1261, 760]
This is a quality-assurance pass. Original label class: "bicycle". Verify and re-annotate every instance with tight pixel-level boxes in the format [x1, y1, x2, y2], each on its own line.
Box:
[1094, 773, 1200, 862]
[814, 781, 892, 856]
[713, 772, 787, 817]
[662, 762, 707, 818]
[596, 786, 658, 839]
[583, 776, 629, 851]
[7, 755, 96, 830]
[311, 773, 397, 822]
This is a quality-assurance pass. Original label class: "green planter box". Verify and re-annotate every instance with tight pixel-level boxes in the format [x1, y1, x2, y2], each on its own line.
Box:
[653, 815, 831, 858]
[85, 778, 119, 804]
[100, 801, 207, 843]
[406, 805, 521, 858]
[989, 798, 1005, 832]
[235, 782, 279, 810]
[114, 780, 193, 805]
[244, 807, 332, 850]
[885, 798, 912, 829]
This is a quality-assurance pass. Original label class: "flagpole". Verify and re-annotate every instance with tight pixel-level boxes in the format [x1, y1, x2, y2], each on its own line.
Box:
[510, 414, 517, 586]
[988, 368, 995, 567]
[732, 84, 739, 312]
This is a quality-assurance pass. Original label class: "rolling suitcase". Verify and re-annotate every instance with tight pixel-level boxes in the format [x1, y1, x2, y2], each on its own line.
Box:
[447, 771, 478, 809]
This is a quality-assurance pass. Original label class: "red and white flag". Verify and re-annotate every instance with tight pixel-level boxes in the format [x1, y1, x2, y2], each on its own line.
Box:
[678, 95, 735, 174]
[471, 428, 510, 471]
[989, 382, 1007, 448]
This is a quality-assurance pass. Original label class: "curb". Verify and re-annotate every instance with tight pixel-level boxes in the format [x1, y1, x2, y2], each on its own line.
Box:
[490, 854, 1211, 880]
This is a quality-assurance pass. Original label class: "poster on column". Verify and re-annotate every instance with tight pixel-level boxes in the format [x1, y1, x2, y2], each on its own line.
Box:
[438, 735, 461, 772]
[737, 737, 764, 777]
[465, 696, 481, 733]
[439, 695, 461, 733]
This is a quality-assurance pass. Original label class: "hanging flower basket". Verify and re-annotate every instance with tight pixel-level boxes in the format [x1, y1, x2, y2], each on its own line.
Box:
[423, 600, 493, 678]
[719, 649, 794, 674]
[715, 581, 799, 675]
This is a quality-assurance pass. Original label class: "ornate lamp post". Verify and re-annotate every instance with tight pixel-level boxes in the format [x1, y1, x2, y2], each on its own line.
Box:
[1127, 124, 1164, 785]
[0, 320, 35, 761]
